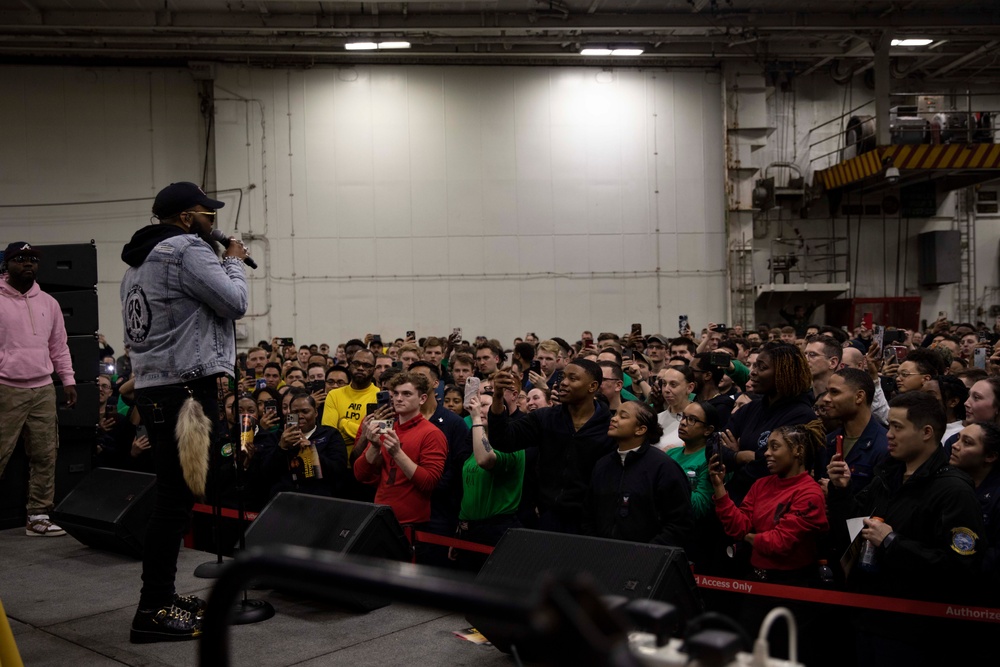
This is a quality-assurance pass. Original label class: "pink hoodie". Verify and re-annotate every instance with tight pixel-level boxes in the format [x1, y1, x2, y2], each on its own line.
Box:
[0, 277, 75, 388]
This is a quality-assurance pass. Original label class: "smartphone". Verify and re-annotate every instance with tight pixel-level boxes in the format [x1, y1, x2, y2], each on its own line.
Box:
[102, 363, 116, 375]
[392, 360, 403, 370]
[104, 398, 116, 418]
[862, 312, 873, 331]
[264, 399, 277, 415]
[373, 419, 393, 435]
[883, 346, 898, 364]
[366, 402, 379, 416]
[550, 369, 564, 388]
[530, 360, 542, 374]
[452, 327, 462, 339]
[679, 314, 689, 334]
[247, 367, 257, 380]
[708, 351, 730, 368]
[280, 337, 294, 346]
[835, 435, 844, 459]
[631, 323, 642, 338]
[874, 324, 885, 351]
[307, 380, 325, 394]
[892, 345, 908, 363]
[714, 323, 727, 332]
[464, 377, 481, 406]
[377, 390, 391, 408]
[705, 436, 719, 464]
[372, 334, 383, 347]
[939, 311, 947, 319]
[136, 425, 148, 440]
[974, 347, 988, 370]
[255, 378, 267, 390]
[286, 413, 299, 429]
[406, 330, 415, 341]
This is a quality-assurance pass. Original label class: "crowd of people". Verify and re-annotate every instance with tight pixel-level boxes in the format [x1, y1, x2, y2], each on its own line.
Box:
[90, 312, 998, 660]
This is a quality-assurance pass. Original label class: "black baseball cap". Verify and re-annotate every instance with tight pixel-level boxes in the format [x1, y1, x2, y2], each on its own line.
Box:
[3, 242, 41, 260]
[152, 182, 225, 220]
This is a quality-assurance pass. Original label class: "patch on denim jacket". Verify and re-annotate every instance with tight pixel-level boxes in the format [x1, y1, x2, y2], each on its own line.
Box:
[124, 285, 151, 344]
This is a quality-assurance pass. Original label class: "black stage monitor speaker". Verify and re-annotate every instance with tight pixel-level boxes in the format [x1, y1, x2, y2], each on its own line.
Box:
[52, 290, 99, 336]
[244, 492, 412, 611]
[467, 529, 703, 657]
[52, 468, 156, 558]
[34, 242, 98, 291]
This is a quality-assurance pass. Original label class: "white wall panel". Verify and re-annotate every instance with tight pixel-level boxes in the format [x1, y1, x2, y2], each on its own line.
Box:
[0, 66, 204, 351]
[212, 65, 726, 345]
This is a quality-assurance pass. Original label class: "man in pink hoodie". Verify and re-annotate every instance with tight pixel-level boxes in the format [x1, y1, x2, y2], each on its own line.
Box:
[0, 241, 77, 536]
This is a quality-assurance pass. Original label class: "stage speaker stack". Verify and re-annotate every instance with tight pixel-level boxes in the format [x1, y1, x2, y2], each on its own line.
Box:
[466, 529, 703, 659]
[244, 492, 412, 611]
[0, 242, 100, 528]
[39, 242, 101, 506]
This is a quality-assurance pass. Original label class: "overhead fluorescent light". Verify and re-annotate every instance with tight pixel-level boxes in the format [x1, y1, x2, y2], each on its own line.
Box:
[580, 48, 613, 56]
[891, 39, 933, 47]
[345, 42, 378, 51]
[611, 48, 644, 56]
[377, 41, 411, 49]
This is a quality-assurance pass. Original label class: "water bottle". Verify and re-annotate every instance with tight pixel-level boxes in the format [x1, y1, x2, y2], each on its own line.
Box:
[858, 516, 883, 573]
[686, 469, 697, 490]
[817, 559, 835, 586]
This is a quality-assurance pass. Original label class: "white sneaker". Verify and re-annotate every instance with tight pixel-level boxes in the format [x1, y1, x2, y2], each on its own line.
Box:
[26, 515, 66, 537]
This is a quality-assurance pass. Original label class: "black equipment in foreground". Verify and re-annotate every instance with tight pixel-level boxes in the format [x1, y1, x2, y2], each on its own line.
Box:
[51, 468, 156, 558]
[467, 529, 703, 657]
[200, 545, 644, 667]
[243, 492, 411, 611]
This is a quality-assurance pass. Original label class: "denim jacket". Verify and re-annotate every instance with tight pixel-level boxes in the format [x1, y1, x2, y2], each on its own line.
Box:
[120, 225, 248, 389]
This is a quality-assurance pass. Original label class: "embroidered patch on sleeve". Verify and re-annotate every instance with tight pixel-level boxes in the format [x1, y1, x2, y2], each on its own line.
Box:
[950, 527, 978, 556]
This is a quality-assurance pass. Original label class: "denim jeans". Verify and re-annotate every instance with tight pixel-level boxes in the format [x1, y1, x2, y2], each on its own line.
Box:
[134, 376, 220, 609]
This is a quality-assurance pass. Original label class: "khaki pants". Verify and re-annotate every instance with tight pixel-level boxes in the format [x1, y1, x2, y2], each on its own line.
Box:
[0, 384, 58, 514]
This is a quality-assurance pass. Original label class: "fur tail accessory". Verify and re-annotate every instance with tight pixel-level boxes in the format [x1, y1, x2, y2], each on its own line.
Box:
[176, 396, 211, 497]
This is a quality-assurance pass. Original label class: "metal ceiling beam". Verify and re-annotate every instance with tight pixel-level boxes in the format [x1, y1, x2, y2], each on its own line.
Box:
[798, 39, 870, 77]
[926, 39, 1000, 78]
[1, 10, 999, 33]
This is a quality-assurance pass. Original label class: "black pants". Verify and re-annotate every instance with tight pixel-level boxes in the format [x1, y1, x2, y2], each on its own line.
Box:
[135, 376, 220, 610]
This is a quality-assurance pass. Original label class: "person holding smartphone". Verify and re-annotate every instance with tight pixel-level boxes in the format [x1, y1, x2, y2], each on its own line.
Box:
[710, 422, 829, 583]
[260, 392, 347, 501]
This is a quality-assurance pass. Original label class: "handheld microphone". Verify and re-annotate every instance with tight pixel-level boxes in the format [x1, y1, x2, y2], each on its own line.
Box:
[210, 229, 258, 269]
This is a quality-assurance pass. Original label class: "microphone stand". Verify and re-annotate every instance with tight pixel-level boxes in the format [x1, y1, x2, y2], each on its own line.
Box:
[193, 382, 231, 579]
[192, 298, 273, 624]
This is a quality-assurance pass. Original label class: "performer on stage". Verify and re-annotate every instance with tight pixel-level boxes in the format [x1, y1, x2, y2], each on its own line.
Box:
[121, 182, 248, 643]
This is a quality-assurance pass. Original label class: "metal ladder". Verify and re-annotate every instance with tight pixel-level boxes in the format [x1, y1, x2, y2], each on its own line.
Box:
[728, 236, 755, 330]
[957, 188, 977, 323]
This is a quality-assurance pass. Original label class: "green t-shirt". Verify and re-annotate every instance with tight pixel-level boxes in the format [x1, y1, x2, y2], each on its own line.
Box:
[459, 449, 525, 521]
[665, 446, 713, 520]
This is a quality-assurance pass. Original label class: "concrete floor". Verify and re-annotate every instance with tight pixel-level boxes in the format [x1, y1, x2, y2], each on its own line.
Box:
[0, 528, 518, 667]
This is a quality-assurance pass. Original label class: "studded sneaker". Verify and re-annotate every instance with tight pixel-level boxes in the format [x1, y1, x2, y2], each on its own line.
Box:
[173, 593, 207, 620]
[130, 604, 202, 644]
[26, 515, 66, 537]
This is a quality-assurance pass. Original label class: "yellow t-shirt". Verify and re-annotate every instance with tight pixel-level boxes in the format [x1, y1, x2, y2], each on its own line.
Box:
[321, 383, 379, 456]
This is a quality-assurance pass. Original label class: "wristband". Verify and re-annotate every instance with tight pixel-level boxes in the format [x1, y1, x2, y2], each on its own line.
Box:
[471, 424, 485, 429]
[223, 256, 243, 267]
[881, 531, 897, 551]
